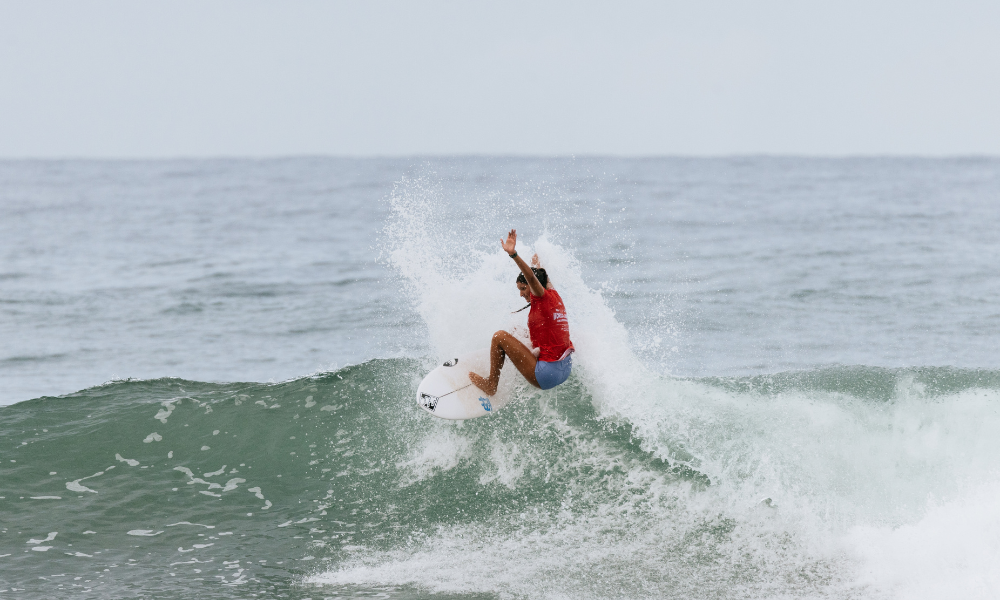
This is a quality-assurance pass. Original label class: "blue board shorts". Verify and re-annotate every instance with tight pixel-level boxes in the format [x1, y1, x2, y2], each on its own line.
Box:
[535, 354, 573, 390]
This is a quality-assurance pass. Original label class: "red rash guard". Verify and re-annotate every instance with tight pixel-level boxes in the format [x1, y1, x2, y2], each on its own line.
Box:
[528, 289, 574, 362]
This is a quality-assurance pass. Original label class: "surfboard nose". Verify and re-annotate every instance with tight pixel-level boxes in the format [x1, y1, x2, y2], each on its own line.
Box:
[417, 350, 511, 419]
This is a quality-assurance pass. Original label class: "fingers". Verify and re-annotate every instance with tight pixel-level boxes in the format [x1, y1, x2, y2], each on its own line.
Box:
[502, 229, 518, 252]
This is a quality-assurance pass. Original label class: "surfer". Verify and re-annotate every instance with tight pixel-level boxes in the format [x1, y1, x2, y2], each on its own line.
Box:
[469, 229, 575, 395]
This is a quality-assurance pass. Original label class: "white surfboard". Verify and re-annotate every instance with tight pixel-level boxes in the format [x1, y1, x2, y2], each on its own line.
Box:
[416, 350, 517, 420]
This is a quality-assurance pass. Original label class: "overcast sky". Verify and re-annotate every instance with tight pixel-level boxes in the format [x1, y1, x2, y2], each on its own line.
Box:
[2, 1, 999, 158]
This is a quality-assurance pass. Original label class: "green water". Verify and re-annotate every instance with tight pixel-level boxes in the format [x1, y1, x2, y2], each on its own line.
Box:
[7, 361, 1000, 598]
[1, 359, 696, 598]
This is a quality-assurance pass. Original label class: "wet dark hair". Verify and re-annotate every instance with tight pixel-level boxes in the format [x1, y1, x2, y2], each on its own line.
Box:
[516, 268, 548, 289]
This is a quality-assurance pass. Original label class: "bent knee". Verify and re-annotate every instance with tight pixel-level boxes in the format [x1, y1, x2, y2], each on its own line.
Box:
[492, 330, 518, 347]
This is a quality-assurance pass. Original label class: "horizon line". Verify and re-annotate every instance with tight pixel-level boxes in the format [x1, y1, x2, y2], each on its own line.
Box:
[1, 152, 998, 162]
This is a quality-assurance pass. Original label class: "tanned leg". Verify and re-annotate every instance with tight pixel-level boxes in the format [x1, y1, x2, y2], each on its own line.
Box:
[469, 330, 539, 395]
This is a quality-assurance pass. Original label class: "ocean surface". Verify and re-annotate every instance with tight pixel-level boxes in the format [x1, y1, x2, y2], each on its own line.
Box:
[2, 157, 1000, 598]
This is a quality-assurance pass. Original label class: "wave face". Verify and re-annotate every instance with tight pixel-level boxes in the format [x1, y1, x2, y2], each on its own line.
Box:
[4, 364, 1000, 599]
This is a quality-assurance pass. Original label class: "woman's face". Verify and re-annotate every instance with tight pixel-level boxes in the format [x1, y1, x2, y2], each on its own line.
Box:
[517, 282, 530, 303]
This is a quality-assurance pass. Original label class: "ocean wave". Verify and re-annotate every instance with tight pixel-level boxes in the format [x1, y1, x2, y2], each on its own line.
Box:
[4, 359, 1000, 598]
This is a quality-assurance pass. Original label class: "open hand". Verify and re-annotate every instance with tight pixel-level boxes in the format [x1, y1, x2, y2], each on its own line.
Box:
[501, 229, 517, 256]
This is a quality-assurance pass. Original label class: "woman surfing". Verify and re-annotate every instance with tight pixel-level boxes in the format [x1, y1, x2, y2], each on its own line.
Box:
[469, 230, 575, 395]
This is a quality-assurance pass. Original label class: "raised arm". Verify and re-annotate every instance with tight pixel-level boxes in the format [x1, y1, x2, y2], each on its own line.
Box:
[501, 229, 546, 297]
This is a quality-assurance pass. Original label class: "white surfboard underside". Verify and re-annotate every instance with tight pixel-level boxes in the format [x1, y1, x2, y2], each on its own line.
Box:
[416, 349, 518, 419]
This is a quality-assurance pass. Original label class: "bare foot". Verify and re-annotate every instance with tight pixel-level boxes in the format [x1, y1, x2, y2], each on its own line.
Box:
[469, 372, 496, 396]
